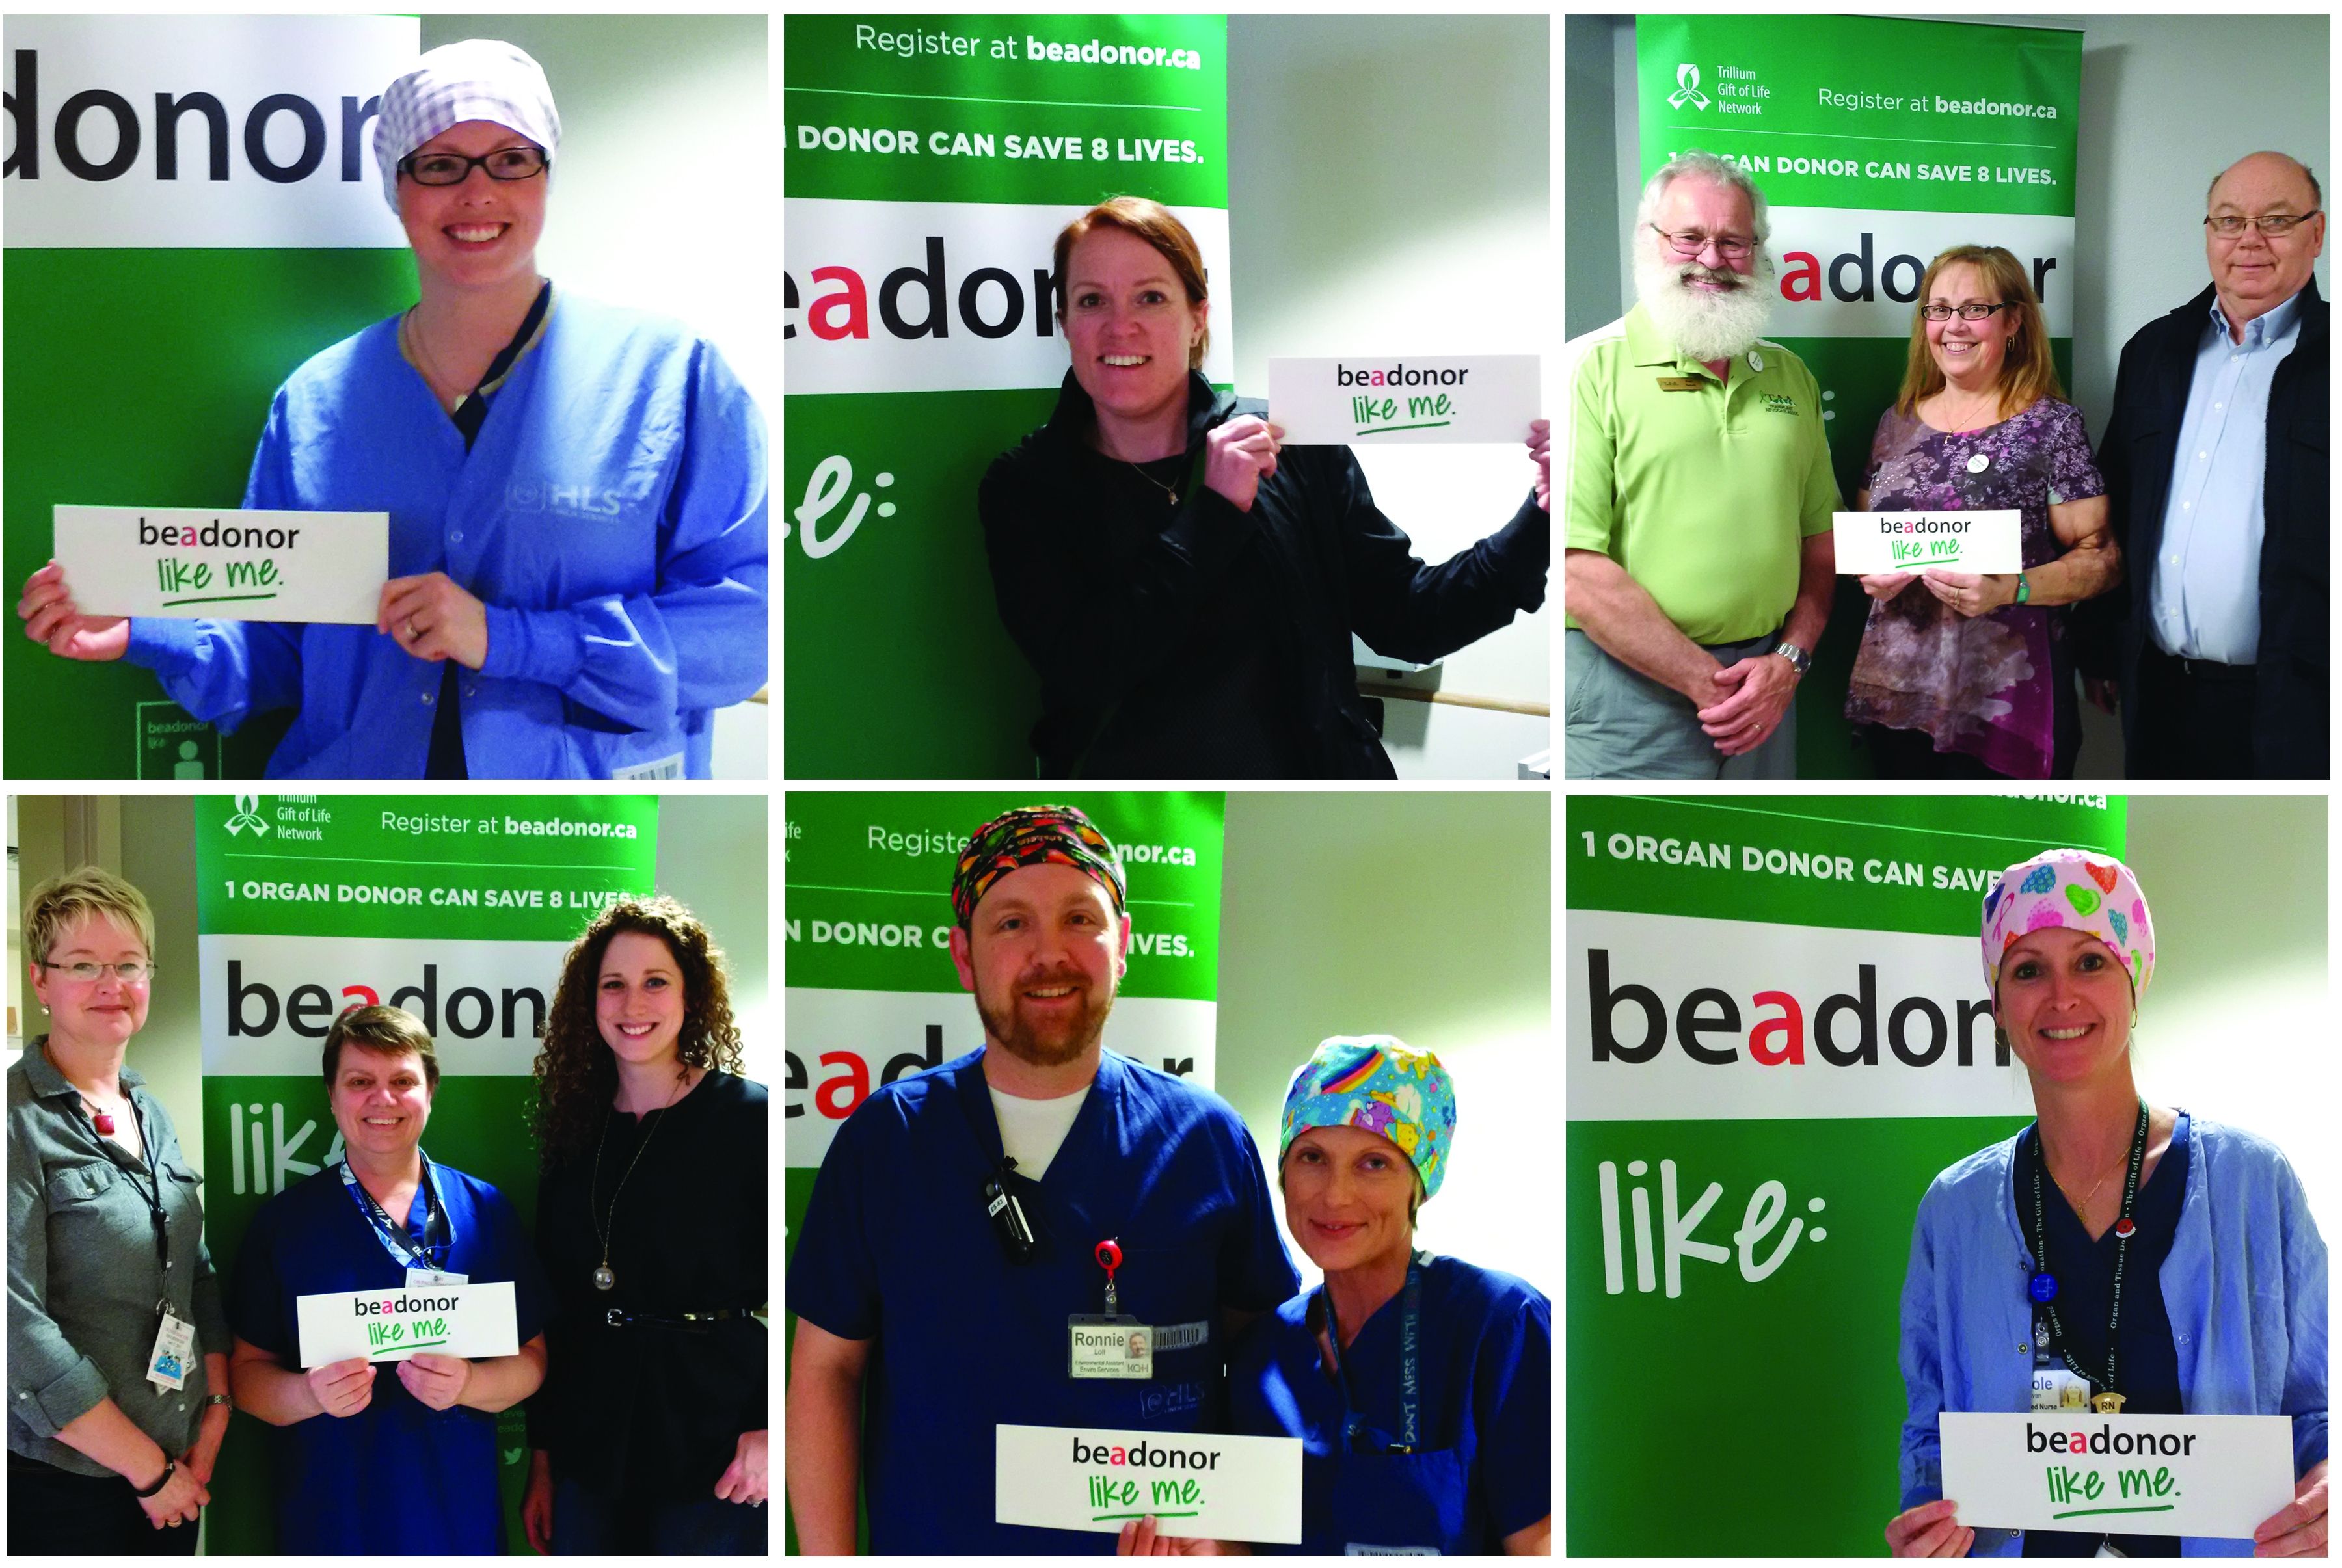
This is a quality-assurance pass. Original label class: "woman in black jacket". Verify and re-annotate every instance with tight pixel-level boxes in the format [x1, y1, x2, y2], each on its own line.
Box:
[978, 196, 1550, 778]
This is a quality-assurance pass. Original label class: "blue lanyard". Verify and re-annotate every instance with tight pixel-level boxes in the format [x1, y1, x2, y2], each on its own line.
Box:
[336, 1152, 451, 1273]
[1321, 1253, 1424, 1454]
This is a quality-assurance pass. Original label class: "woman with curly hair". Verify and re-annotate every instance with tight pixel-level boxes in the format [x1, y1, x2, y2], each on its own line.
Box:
[520, 896, 768, 1554]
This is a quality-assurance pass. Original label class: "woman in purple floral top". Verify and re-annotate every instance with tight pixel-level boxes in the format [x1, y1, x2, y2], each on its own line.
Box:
[1844, 246, 2123, 778]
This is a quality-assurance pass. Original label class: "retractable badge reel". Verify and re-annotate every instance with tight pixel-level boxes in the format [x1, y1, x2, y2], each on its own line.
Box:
[1068, 1238, 1151, 1380]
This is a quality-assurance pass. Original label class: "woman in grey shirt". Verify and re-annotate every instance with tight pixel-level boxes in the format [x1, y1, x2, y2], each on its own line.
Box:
[7, 868, 227, 1552]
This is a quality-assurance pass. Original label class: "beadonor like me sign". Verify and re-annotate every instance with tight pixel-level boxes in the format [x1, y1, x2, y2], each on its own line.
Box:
[1941, 1413, 2296, 1539]
[1267, 355, 1542, 446]
[55, 505, 388, 623]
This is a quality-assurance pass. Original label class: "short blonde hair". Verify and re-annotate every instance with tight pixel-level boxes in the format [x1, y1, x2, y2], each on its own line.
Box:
[24, 866, 155, 973]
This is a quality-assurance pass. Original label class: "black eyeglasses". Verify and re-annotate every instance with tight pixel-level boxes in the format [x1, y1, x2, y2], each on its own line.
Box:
[1919, 302, 2019, 322]
[2205, 211, 2320, 239]
[399, 146, 549, 187]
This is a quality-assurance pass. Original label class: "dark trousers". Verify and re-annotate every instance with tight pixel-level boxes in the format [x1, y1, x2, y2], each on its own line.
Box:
[553, 1472, 768, 1556]
[2129, 645, 2259, 778]
[6, 1456, 202, 1556]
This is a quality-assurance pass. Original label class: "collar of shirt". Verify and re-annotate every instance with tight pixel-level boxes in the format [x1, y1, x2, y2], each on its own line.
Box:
[2209, 285, 2306, 351]
[21, 1035, 148, 1101]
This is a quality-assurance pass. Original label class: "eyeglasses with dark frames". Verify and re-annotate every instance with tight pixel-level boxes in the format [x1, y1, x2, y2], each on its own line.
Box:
[399, 146, 549, 187]
[1918, 302, 2020, 321]
[2205, 211, 2320, 239]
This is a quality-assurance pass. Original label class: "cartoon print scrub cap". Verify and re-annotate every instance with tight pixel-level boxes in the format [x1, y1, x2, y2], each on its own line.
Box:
[373, 40, 562, 214]
[1980, 848, 2155, 1000]
[1279, 1035, 1458, 1201]
[952, 805, 1127, 928]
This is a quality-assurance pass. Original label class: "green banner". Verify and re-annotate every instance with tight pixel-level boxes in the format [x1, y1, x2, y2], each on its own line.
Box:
[195, 793, 658, 1553]
[2, 17, 421, 778]
[1565, 794, 2124, 1554]
[783, 14, 1230, 777]
[1634, 16, 2082, 775]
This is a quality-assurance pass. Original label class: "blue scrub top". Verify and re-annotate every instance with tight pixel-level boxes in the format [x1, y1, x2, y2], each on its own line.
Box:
[124, 291, 768, 778]
[1229, 1255, 1551, 1554]
[227, 1157, 549, 1554]
[788, 1048, 1299, 1555]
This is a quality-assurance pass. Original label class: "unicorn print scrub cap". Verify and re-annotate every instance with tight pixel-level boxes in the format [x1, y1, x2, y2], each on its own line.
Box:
[373, 40, 562, 213]
[1279, 1035, 1458, 1200]
[1980, 847, 2155, 1000]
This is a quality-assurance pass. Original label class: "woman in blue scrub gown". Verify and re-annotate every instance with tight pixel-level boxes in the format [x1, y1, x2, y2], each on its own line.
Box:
[16, 38, 766, 780]
[1125, 1036, 1550, 1556]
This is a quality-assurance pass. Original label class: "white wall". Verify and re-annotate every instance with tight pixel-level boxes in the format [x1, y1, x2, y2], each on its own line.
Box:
[1212, 791, 1554, 1300]
[1231, 16, 1551, 779]
[2123, 795, 2330, 1232]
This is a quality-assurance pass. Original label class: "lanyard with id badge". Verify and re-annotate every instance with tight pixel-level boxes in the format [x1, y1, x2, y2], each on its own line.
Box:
[338, 1151, 467, 1288]
[109, 1097, 196, 1392]
[2025, 1101, 2149, 1418]
[1069, 1240, 1153, 1379]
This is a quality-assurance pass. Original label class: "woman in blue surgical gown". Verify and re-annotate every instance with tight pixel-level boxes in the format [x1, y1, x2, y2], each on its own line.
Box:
[16, 38, 766, 779]
[1122, 1036, 1552, 1557]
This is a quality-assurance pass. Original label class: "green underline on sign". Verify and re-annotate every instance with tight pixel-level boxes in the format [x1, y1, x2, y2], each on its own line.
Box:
[163, 592, 278, 607]
[790, 86, 1199, 113]
[1092, 1512, 1202, 1522]
[1356, 421, 1453, 436]
[2051, 1504, 2175, 1521]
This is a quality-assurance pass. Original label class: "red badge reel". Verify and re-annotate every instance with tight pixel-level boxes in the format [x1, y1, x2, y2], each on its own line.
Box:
[1096, 1238, 1123, 1316]
[2113, 1219, 2136, 1239]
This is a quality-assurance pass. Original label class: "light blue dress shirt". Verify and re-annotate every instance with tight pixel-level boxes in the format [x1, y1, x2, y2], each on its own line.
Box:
[1899, 1117, 2328, 1556]
[2147, 290, 2304, 665]
[122, 293, 769, 778]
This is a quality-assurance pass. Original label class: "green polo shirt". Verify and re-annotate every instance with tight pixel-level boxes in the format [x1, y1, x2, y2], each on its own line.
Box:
[1561, 302, 1840, 644]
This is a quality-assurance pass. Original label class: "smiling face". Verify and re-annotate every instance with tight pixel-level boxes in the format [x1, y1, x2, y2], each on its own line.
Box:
[1924, 261, 2018, 392]
[29, 913, 150, 1053]
[2206, 153, 2325, 328]
[1061, 225, 1205, 436]
[1280, 1124, 1418, 1279]
[397, 118, 547, 292]
[1994, 926, 2136, 1088]
[329, 1045, 435, 1162]
[597, 928, 688, 1072]
[948, 862, 1130, 1069]
[1648, 172, 1760, 286]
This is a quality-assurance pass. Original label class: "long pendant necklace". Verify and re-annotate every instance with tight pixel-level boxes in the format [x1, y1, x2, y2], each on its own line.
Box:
[1125, 455, 1181, 507]
[589, 1071, 690, 1291]
[77, 1091, 120, 1137]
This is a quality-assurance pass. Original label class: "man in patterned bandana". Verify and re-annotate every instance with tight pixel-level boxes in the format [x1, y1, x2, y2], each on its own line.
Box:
[786, 803, 1298, 1554]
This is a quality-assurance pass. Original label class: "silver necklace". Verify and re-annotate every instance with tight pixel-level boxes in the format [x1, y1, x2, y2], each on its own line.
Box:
[589, 1070, 691, 1291]
[1124, 455, 1181, 506]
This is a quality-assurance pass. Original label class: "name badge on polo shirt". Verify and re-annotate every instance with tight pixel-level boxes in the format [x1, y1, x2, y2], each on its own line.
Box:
[409, 1267, 468, 1288]
[1068, 1315, 1153, 1379]
[1656, 375, 1704, 392]
[146, 1312, 195, 1391]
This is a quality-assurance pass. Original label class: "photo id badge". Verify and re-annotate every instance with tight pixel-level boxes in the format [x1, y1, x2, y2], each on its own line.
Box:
[1068, 1314, 1153, 1379]
[2032, 1364, 2092, 1411]
[409, 1267, 468, 1288]
[146, 1312, 195, 1390]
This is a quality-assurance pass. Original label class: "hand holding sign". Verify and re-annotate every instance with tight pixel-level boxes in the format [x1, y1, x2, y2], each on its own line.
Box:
[1202, 417, 1282, 513]
[1883, 1497, 1974, 1558]
[396, 1351, 474, 1411]
[1529, 418, 1551, 512]
[304, 1356, 376, 1420]
[17, 561, 128, 662]
[2253, 1457, 2328, 1558]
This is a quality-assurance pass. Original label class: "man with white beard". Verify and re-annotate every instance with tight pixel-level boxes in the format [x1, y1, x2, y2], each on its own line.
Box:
[1561, 150, 1838, 778]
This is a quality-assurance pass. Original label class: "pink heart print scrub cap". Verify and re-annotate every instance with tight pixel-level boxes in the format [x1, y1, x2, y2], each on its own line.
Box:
[1980, 847, 2155, 999]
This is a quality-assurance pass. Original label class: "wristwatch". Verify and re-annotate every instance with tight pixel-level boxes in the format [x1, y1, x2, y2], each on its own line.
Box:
[204, 1394, 232, 1407]
[1774, 641, 1812, 678]
[2014, 572, 2032, 605]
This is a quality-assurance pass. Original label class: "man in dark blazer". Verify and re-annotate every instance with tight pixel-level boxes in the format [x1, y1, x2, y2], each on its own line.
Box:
[2078, 151, 2328, 778]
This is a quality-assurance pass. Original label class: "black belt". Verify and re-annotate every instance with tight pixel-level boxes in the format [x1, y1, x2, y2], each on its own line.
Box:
[602, 1306, 761, 1329]
[2148, 645, 2256, 682]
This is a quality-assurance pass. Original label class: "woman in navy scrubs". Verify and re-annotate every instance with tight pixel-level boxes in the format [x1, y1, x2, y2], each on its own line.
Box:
[1125, 1036, 1550, 1555]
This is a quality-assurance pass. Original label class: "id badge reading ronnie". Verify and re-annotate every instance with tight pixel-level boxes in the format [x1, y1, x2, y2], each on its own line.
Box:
[146, 1312, 195, 1391]
[1068, 1315, 1153, 1379]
